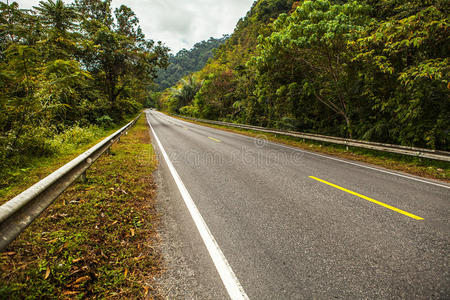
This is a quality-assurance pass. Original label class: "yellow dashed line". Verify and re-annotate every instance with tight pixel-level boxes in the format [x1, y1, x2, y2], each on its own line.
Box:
[208, 137, 221, 142]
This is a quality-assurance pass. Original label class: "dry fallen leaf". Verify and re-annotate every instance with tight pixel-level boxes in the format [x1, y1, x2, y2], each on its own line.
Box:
[57, 242, 68, 253]
[4, 251, 16, 256]
[69, 268, 82, 276]
[72, 258, 82, 263]
[44, 267, 50, 279]
[143, 286, 149, 296]
[69, 275, 90, 286]
[63, 291, 79, 295]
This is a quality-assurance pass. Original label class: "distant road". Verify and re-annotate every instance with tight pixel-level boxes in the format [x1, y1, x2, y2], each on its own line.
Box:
[146, 110, 449, 299]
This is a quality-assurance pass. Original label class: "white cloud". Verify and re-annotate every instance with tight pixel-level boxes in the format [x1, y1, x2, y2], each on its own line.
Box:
[13, 0, 255, 53]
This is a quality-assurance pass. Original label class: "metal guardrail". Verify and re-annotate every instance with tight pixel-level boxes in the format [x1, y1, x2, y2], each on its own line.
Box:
[0, 113, 141, 251]
[174, 114, 450, 162]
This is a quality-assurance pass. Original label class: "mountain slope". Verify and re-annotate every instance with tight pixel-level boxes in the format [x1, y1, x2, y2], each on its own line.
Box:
[160, 0, 449, 150]
[155, 37, 227, 91]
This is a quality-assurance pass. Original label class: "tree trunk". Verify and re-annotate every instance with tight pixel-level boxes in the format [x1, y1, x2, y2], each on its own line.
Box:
[343, 114, 353, 139]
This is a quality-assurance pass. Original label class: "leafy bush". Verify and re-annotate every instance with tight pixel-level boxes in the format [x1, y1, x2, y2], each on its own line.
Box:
[179, 105, 199, 117]
[95, 115, 115, 128]
[50, 125, 105, 154]
[0, 124, 106, 192]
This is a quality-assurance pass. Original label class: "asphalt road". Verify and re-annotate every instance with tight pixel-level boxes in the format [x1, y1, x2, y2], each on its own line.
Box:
[146, 110, 449, 299]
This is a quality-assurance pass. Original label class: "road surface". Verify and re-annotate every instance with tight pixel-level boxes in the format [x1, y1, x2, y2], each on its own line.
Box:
[146, 110, 449, 299]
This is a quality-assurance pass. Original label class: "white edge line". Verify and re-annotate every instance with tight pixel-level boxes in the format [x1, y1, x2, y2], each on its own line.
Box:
[146, 112, 249, 300]
[158, 112, 450, 190]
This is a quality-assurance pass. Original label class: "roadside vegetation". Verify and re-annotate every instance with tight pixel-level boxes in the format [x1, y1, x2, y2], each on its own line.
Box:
[172, 115, 450, 181]
[0, 0, 168, 190]
[160, 0, 449, 152]
[0, 123, 119, 204]
[0, 115, 162, 299]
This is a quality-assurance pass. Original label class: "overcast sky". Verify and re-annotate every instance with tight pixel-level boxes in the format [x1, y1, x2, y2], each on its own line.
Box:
[13, 0, 255, 53]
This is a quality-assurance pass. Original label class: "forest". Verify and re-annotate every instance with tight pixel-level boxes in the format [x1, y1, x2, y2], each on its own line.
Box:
[155, 36, 227, 92]
[0, 0, 168, 186]
[1, 0, 449, 188]
[160, 0, 449, 151]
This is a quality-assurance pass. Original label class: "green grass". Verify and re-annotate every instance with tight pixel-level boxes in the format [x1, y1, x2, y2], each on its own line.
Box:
[0, 119, 136, 205]
[0, 115, 162, 299]
[171, 114, 450, 181]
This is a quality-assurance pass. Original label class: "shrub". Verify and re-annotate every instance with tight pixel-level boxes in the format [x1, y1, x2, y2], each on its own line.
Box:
[96, 115, 115, 128]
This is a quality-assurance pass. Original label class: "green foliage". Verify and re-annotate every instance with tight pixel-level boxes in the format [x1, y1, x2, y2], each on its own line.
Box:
[155, 36, 227, 91]
[192, 69, 237, 119]
[0, 117, 162, 298]
[50, 124, 105, 153]
[166, 76, 203, 113]
[0, 0, 168, 183]
[0, 124, 108, 193]
[351, 1, 450, 148]
[164, 0, 449, 150]
[95, 115, 114, 127]
[252, 0, 373, 137]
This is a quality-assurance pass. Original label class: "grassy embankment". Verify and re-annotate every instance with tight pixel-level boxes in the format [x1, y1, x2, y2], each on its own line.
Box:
[170, 114, 449, 181]
[1, 126, 114, 205]
[0, 115, 162, 298]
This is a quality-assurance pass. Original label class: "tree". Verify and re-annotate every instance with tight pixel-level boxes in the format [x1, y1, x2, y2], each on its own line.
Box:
[167, 76, 202, 113]
[0, 0, 169, 185]
[178, 0, 449, 149]
[155, 36, 227, 91]
[34, 0, 78, 35]
[76, 0, 169, 119]
[351, 0, 450, 148]
[252, 0, 372, 137]
[0, 2, 53, 168]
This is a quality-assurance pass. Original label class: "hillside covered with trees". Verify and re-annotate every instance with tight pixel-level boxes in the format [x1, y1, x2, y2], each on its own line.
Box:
[160, 0, 449, 150]
[155, 36, 227, 91]
[0, 0, 168, 186]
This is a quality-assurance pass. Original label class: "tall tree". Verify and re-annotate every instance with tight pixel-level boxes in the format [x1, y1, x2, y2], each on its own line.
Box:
[76, 0, 168, 119]
[253, 0, 372, 137]
[0, 0, 169, 183]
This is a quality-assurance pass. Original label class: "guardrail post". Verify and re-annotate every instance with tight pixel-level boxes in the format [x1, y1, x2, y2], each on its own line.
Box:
[79, 171, 87, 183]
[106, 140, 114, 155]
